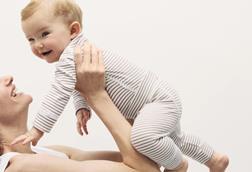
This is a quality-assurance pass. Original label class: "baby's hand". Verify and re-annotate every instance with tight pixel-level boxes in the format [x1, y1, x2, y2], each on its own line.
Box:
[76, 109, 90, 135]
[11, 127, 44, 146]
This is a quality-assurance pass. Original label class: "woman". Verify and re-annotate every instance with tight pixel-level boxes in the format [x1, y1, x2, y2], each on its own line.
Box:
[0, 44, 159, 172]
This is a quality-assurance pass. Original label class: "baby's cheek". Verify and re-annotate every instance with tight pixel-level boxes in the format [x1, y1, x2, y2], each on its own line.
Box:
[31, 49, 40, 58]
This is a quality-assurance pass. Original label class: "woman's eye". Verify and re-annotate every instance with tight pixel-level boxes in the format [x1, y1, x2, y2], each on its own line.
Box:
[42, 31, 50, 37]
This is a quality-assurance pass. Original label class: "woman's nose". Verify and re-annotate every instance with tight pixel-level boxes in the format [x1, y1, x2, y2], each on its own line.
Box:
[0, 75, 13, 85]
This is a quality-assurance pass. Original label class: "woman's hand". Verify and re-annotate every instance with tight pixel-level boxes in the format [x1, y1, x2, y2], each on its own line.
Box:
[74, 43, 105, 100]
[11, 127, 44, 146]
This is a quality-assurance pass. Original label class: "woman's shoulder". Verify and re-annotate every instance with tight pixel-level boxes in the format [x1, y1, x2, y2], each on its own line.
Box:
[4, 152, 73, 172]
[0, 152, 38, 172]
[0, 152, 20, 172]
[1, 146, 69, 172]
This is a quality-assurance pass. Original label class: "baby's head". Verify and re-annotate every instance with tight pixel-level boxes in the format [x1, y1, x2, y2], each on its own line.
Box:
[21, 0, 83, 63]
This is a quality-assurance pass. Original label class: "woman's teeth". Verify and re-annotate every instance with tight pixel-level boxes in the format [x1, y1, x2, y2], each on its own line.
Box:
[12, 88, 21, 97]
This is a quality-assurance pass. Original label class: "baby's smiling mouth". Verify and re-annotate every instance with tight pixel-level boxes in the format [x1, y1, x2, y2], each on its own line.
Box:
[42, 50, 52, 56]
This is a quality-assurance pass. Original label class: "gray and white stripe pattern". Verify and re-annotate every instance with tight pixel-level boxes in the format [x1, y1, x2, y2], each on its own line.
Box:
[34, 34, 89, 133]
[33, 32, 214, 169]
[33, 32, 149, 132]
[131, 79, 214, 169]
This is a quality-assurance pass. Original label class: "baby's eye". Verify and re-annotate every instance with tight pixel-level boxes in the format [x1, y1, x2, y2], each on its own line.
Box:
[28, 38, 35, 42]
[41, 31, 50, 37]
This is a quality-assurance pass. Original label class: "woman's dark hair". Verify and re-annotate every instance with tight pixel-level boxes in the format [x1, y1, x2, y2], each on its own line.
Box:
[0, 133, 4, 155]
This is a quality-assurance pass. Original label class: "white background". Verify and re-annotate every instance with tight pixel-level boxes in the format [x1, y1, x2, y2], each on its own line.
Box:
[0, 1, 251, 171]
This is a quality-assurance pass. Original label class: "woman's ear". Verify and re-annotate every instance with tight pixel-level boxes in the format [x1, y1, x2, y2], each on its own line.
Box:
[69, 21, 81, 40]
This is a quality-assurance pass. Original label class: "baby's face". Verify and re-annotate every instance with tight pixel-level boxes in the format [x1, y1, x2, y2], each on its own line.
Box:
[22, 7, 72, 63]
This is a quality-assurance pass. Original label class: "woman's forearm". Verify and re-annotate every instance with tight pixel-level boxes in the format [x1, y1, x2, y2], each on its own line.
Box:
[47, 145, 122, 162]
[86, 91, 159, 172]
[87, 91, 133, 155]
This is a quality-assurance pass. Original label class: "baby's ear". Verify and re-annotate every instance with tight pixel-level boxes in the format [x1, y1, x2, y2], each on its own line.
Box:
[69, 21, 81, 39]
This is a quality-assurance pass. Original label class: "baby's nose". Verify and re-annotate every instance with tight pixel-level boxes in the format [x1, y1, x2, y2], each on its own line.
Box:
[35, 41, 44, 49]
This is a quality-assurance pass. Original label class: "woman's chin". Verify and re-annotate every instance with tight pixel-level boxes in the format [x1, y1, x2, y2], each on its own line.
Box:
[25, 94, 33, 103]
[18, 93, 33, 104]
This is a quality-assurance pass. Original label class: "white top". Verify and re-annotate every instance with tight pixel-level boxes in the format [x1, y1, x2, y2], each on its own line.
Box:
[0, 146, 68, 172]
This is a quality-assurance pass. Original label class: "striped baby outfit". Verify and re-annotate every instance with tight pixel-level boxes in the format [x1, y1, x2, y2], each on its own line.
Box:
[33, 32, 214, 169]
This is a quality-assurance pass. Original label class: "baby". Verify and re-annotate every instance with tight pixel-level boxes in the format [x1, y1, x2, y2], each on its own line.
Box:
[12, 1, 229, 172]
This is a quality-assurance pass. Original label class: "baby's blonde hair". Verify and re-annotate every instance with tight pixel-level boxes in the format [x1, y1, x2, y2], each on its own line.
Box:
[21, 0, 83, 28]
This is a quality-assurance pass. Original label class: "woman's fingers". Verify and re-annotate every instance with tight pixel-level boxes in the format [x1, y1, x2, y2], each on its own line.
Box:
[74, 46, 83, 70]
[83, 42, 91, 64]
[98, 50, 104, 71]
[91, 46, 99, 65]
[83, 42, 100, 65]
[11, 135, 27, 145]
[75, 42, 100, 67]
[98, 50, 103, 65]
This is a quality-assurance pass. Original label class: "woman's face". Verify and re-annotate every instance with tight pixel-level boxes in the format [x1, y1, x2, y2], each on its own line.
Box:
[0, 75, 32, 122]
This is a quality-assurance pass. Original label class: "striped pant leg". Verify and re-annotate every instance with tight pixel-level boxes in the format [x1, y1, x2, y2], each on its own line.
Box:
[130, 101, 183, 169]
[170, 122, 214, 164]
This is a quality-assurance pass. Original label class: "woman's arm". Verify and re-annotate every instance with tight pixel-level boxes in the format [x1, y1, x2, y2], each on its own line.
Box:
[74, 44, 159, 172]
[86, 90, 159, 172]
[46, 145, 122, 162]
[5, 153, 137, 172]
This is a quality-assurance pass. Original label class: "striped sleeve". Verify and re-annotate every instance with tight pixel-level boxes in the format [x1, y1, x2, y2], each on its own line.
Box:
[33, 56, 77, 133]
[33, 35, 88, 133]
[72, 90, 90, 114]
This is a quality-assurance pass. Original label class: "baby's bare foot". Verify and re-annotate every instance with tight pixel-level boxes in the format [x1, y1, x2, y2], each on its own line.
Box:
[206, 153, 229, 172]
[164, 159, 188, 172]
